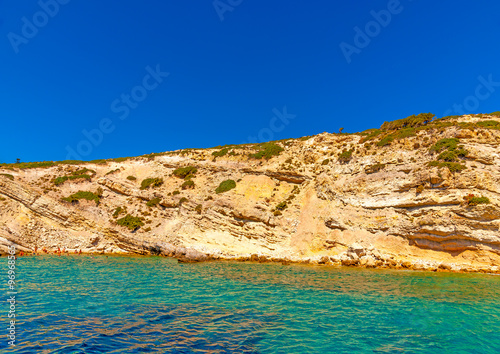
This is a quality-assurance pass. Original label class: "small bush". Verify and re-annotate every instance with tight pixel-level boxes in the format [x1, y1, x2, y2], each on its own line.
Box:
[377, 135, 394, 147]
[216, 179, 236, 194]
[105, 169, 120, 176]
[181, 179, 195, 190]
[140, 177, 163, 190]
[463, 194, 490, 206]
[275, 201, 288, 211]
[250, 143, 284, 159]
[146, 197, 161, 207]
[173, 166, 197, 179]
[437, 150, 458, 162]
[212, 148, 230, 157]
[430, 138, 459, 153]
[195, 204, 202, 214]
[476, 120, 500, 129]
[62, 191, 101, 205]
[338, 150, 353, 163]
[365, 163, 385, 174]
[321, 159, 330, 165]
[173, 190, 180, 195]
[428, 161, 467, 173]
[0, 173, 14, 180]
[116, 214, 144, 231]
[127, 176, 137, 181]
[113, 206, 126, 218]
[179, 197, 188, 205]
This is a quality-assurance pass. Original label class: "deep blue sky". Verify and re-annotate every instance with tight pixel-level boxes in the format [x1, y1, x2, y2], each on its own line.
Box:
[1, 0, 500, 163]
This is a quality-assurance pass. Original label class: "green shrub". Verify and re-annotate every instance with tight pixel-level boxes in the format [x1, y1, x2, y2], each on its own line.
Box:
[195, 204, 202, 214]
[53, 168, 95, 186]
[360, 129, 382, 143]
[181, 179, 195, 190]
[113, 206, 126, 218]
[338, 149, 353, 163]
[476, 120, 500, 129]
[437, 150, 458, 162]
[140, 177, 163, 190]
[428, 161, 467, 173]
[146, 197, 161, 207]
[179, 197, 188, 205]
[463, 194, 490, 206]
[275, 201, 288, 211]
[116, 214, 144, 231]
[212, 148, 230, 157]
[127, 176, 137, 181]
[380, 113, 435, 131]
[489, 111, 500, 117]
[173, 166, 197, 179]
[173, 190, 180, 195]
[216, 179, 236, 194]
[430, 138, 459, 153]
[105, 169, 120, 176]
[62, 191, 101, 205]
[53, 174, 92, 186]
[377, 135, 394, 147]
[0, 173, 14, 180]
[365, 163, 385, 174]
[250, 143, 284, 159]
[321, 159, 330, 165]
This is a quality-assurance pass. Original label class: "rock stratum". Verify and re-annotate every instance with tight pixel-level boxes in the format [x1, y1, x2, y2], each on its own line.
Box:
[1, 113, 500, 273]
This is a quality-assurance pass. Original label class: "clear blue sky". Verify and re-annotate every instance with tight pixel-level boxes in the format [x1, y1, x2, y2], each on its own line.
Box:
[1, 0, 499, 163]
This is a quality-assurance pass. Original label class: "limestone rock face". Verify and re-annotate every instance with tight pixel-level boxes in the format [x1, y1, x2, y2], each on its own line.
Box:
[1, 114, 500, 273]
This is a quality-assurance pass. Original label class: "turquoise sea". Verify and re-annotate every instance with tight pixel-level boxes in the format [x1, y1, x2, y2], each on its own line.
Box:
[5, 255, 500, 353]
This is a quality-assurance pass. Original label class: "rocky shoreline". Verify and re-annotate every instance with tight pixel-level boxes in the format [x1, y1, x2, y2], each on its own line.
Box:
[11, 243, 499, 275]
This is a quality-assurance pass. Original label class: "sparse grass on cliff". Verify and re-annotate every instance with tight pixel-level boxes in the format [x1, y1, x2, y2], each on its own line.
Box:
[140, 177, 163, 190]
[146, 197, 161, 207]
[105, 169, 120, 176]
[365, 163, 385, 174]
[53, 168, 96, 186]
[181, 179, 195, 190]
[338, 149, 353, 163]
[463, 194, 490, 206]
[250, 143, 284, 159]
[0, 173, 14, 180]
[116, 214, 144, 231]
[216, 179, 236, 194]
[212, 148, 230, 157]
[62, 191, 101, 205]
[173, 166, 197, 179]
[113, 206, 127, 218]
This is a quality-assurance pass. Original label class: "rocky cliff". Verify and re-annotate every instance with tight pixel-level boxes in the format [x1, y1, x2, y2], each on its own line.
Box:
[1, 114, 500, 273]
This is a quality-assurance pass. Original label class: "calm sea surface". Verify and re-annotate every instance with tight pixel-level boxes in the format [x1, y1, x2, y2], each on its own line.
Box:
[4, 255, 500, 353]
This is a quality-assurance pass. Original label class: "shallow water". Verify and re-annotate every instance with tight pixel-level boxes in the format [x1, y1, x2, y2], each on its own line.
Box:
[4, 255, 500, 353]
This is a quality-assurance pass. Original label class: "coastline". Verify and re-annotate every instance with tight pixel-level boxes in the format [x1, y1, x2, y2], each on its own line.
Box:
[11, 248, 500, 275]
